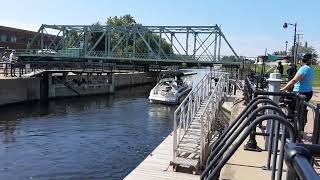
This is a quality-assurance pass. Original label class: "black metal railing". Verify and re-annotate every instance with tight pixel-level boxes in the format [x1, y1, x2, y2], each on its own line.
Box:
[0, 61, 161, 77]
[200, 96, 298, 180]
[285, 143, 320, 180]
[201, 76, 320, 180]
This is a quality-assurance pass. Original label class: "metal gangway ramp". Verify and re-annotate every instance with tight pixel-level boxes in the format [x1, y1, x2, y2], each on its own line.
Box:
[171, 71, 228, 174]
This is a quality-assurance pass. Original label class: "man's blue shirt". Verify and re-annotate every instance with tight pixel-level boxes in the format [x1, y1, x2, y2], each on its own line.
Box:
[293, 65, 314, 92]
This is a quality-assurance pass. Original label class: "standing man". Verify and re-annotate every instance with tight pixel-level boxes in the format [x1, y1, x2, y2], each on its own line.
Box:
[2, 52, 9, 77]
[287, 63, 297, 81]
[9, 50, 17, 77]
[277, 61, 284, 76]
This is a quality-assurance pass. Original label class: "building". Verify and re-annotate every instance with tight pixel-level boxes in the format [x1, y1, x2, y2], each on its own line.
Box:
[0, 25, 55, 50]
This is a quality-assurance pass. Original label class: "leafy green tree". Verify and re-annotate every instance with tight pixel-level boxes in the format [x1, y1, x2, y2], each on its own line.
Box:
[106, 14, 136, 26]
[64, 30, 79, 48]
[106, 14, 172, 55]
[221, 55, 239, 62]
[290, 43, 318, 58]
[273, 51, 287, 56]
[88, 22, 105, 52]
[65, 15, 172, 55]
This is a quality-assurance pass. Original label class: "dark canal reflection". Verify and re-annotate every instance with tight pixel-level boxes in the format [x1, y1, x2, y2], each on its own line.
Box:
[0, 69, 209, 180]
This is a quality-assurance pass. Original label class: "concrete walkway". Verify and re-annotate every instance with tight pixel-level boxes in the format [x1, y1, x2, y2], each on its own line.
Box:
[218, 96, 287, 180]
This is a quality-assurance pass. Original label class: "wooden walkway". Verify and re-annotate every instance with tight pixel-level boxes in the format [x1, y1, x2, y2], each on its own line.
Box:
[124, 133, 200, 180]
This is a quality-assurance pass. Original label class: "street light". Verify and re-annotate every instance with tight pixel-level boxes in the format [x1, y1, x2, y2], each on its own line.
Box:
[285, 41, 288, 55]
[283, 22, 297, 64]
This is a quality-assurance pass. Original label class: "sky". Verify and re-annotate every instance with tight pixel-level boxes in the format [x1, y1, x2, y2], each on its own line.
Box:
[1, 0, 319, 57]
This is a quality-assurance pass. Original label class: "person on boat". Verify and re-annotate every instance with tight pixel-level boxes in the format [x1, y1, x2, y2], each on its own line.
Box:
[281, 53, 314, 102]
[176, 76, 183, 87]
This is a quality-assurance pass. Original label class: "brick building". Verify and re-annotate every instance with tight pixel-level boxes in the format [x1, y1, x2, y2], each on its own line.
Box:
[0, 25, 54, 50]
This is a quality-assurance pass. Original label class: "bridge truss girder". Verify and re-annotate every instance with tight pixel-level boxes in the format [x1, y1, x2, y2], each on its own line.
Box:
[27, 24, 240, 63]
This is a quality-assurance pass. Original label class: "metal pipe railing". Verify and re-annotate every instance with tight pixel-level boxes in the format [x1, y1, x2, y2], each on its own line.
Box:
[285, 143, 320, 180]
[201, 103, 294, 180]
[173, 73, 212, 161]
[202, 114, 297, 180]
[199, 73, 226, 165]
[206, 97, 277, 165]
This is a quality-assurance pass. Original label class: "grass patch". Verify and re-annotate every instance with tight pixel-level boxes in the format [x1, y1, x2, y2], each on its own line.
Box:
[312, 65, 320, 88]
[251, 63, 320, 88]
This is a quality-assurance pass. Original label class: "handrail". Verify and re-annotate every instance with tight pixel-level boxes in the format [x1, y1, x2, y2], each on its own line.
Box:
[206, 97, 278, 165]
[199, 73, 226, 165]
[285, 143, 320, 180]
[201, 104, 291, 180]
[173, 72, 211, 161]
[15, 49, 229, 63]
[303, 102, 320, 145]
[173, 71, 227, 170]
[202, 114, 297, 180]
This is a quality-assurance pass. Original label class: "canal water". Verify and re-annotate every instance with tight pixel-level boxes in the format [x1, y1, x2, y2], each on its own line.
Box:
[0, 69, 209, 180]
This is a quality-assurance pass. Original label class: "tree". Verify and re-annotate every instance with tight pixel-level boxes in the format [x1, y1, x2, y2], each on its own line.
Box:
[221, 55, 239, 62]
[106, 14, 136, 26]
[64, 30, 79, 48]
[273, 51, 287, 56]
[105, 14, 172, 55]
[88, 22, 105, 52]
[290, 43, 318, 58]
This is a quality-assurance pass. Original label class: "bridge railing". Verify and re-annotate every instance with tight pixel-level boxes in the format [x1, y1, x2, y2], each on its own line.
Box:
[15, 49, 236, 63]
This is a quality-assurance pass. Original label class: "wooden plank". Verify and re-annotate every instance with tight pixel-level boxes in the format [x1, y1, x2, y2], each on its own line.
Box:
[125, 133, 199, 180]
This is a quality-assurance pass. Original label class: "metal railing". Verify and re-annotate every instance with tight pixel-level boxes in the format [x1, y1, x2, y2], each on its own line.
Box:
[199, 73, 227, 165]
[201, 96, 298, 180]
[173, 73, 211, 160]
[201, 74, 320, 180]
[302, 102, 320, 145]
[0, 60, 158, 77]
[285, 143, 320, 180]
[173, 71, 228, 169]
[15, 49, 242, 63]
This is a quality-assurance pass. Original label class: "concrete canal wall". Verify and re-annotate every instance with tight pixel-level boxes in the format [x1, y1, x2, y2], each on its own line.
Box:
[0, 72, 158, 106]
[0, 78, 40, 105]
[113, 72, 158, 88]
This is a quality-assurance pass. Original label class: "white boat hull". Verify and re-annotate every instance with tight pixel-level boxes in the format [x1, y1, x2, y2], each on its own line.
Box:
[149, 86, 192, 105]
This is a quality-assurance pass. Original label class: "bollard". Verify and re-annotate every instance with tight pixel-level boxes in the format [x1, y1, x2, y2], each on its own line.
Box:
[265, 72, 282, 149]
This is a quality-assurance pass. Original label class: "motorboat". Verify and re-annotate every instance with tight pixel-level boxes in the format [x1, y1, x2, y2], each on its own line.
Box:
[149, 71, 192, 105]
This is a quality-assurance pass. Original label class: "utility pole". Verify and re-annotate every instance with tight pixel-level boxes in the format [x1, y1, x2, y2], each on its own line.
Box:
[285, 41, 288, 55]
[283, 22, 297, 64]
[296, 33, 303, 60]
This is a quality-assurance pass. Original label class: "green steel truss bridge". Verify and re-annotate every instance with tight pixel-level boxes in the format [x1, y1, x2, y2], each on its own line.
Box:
[17, 24, 241, 66]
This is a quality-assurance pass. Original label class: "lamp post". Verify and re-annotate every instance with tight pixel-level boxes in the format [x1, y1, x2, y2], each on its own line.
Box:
[285, 41, 288, 55]
[283, 22, 297, 64]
